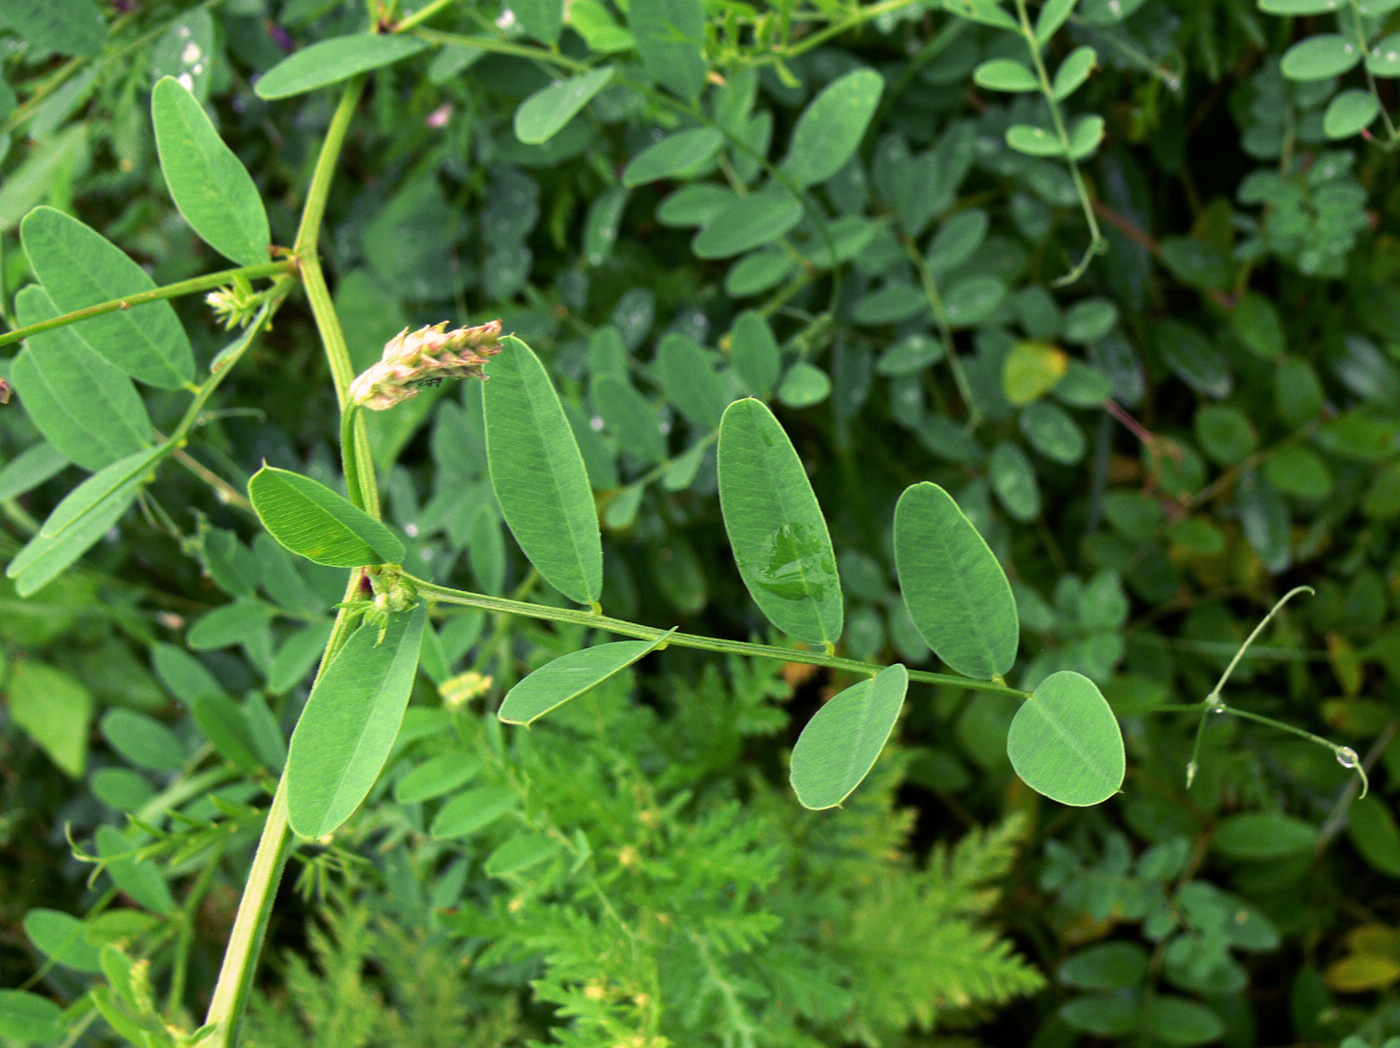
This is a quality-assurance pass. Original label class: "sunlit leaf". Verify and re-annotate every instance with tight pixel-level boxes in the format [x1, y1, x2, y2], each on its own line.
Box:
[249, 464, 405, 567]
[1007, 671, 1124, 806]
[790, 664, 907, 809]
[152, 76, 270, 266]
[9, 286, 153, 470]
[254, 35, 430, 100]
[21, 207, 194, 389]
[483, 336, 603, 605]
[514, 67, 614, 145]
[718, 398, 843, 646]
[498, 631, 674, 724]
[893, 482, 1018, 679]
[286, 605, 426, 838]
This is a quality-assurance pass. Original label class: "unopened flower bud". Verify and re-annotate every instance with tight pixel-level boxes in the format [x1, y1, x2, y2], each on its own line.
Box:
[348, 320, 503, 411]
[205, 274, 261, 330]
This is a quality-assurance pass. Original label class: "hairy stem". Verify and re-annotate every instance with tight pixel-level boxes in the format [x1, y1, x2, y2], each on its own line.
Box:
[0, 261, 294, 350]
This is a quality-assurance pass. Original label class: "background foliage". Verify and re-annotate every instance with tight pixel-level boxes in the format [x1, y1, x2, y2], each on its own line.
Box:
[2, 0, 1400, 1044]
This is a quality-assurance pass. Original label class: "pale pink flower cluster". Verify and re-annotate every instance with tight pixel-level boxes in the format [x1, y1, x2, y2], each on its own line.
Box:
[348, 320, 502, 410]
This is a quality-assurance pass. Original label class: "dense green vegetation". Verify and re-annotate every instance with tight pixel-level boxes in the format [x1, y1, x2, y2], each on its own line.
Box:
[1, 0, 1399, 1045]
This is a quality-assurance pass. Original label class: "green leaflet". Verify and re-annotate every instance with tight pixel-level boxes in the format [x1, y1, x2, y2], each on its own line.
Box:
[248, 465, 405, 568]
[285, 604, 426, 839]
[394, 754, 482, 804]
[1006, 671, 1124, 806]
[592, 374, 667, 463]
[790, 664, 908, 809]
[893, 482, 1018, 679]
[430, 785, 516, 839]
[514, 67, 615, 145]
[6, 662, 91, 778]
[483, 336, 603, 606]
[693, 187, 803, 259]
[657, 333, 729, 429]
[974, 59, 1039, 92]
[20, 207, 195, 389]
[629, 0, 707, 102]
[6, 446, 164, 597]
[186, 599, 276, 650]
[94, 825, 176, 915]
[151, 77, 270, 267]
[0, 0, 105, 56]
[728, 310, 782, 396]
[254, 35, 430, 100]
[622, 128, 722, 186]
[9, 285, 153, 470]
[1280, 34, 1361, 81]
[1212, 812, 1317, 859]
[0, 125, 86, 233]
[0, 990, 65, 1044]
[498, 630, 675, 725]
[24, 909, 101, 973]
[512, 0, 565, 43]
[780, 69, 884, 187]
[485, 833, 560, 876]
[100, 708, 186, 772]
[717, 399, 843, 646]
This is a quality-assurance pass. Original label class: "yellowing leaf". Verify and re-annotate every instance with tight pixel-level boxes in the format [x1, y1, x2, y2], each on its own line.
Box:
[1002, 340, 1069, 405]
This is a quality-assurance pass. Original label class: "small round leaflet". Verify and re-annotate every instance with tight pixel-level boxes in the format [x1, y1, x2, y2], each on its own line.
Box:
[1007, 671, 1124, 806]
[790, 664, 908, 809]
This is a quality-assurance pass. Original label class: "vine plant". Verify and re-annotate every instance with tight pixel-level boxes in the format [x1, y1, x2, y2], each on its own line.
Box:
[0, 4, 1374, 1047]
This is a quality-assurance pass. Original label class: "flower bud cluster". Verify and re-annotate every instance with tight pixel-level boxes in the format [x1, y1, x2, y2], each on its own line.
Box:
[205, 273, 263, 329]
[348, 320, 503, 411]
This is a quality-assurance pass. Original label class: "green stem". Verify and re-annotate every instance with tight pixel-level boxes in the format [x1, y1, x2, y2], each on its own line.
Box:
[294, 79, 380, 516]
[776, 0, 923, 57]
[392, 0, 458, 32]
[0, 261, 294, 350]
[1012, 0, 1105, 285]
[1343, 0, 1400, 145]
[408, 574, 1030, 696]
[203, 78, 382, 1048]
[341, 403, 366, 510]
[199, 779, 292, 1048]
[902, 235, 977, 425]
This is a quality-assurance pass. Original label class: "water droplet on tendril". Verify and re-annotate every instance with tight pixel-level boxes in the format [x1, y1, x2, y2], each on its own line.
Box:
[1336, 746, 1360, 770]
